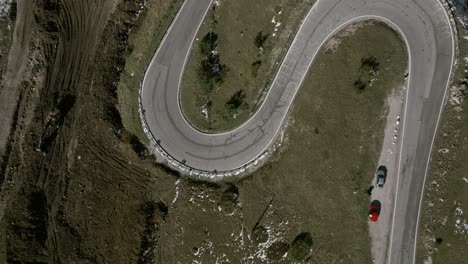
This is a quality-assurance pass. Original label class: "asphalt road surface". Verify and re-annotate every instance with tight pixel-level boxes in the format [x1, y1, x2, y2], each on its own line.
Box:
[140, 0, 454, 263]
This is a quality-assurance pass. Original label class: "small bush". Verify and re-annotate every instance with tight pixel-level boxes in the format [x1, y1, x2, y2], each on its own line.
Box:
[255, 31, 269, 49]
[251, 60, 262, 77]
[353, 79, 366, 91]
[226, 89, 246, 109]
[267, 241, 290, 261]
[219, 185, 239, 214]
[252, 225, 268, 244]
[200, 31, 218, 55]
[353, 56, 380, 92]
[290, 232, 313, 261]
[129, 134, 147, 160]
[361, 56, 379, 72]
[198, 31, 228, 85]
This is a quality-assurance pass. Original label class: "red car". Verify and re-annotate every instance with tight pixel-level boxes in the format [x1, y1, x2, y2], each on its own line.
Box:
[368, 200, 381, 222]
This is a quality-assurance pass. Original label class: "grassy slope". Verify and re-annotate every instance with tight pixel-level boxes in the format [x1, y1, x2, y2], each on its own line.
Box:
[163, 21, 407, 263]
[416, 20, 468, 264]
[181, 0, 315, 132]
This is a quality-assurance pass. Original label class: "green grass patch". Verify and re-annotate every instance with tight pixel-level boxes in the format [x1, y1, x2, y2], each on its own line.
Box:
[416, 19, 468, 264]
[181, 0, 315, 132]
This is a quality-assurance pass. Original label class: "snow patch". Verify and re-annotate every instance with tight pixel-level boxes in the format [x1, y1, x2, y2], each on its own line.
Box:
[448, 84, 466, 107]
[201, 102, 209, 120]
[424, 256, 433, 264]
[438, 148, 450, 154]
[454, 205, 468, 235]
[172, 179, 180, 205]
[271, 16, 281, 35]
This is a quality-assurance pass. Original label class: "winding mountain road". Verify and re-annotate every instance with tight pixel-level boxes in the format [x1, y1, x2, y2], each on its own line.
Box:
[140, 0, 455, 263]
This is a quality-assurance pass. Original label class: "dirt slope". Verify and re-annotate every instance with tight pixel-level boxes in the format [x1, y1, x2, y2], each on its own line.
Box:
[0, 0, 180, 263]
[0, 0, 34, 162]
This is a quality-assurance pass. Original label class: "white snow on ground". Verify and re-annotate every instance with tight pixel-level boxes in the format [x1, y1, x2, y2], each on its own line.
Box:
[449, 84, 466, 105]
[454, 206, 468, 235]
[201, 102, 209, 120]
[424, 256, 433, 264]
[271, 15, 282, 37]
[172, 179, 180, 204]
[245, 221, 290, 263]
[438, 148, 450, 154]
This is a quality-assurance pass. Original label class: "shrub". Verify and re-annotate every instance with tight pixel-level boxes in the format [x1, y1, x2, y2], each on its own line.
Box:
[198, 31, 228, 85]
[267, 241, 290, 261]
[252, 225, 268, 244]
[251, 60, 262, 77]
[226, 89, 246, 109]
[255, 31, 269, 49]
[219, 185, 239, 214]
[353, 79, 366, 91]
[290, 232, 313, 261]
[361, 55, 379, 72]
[353, 56, 380, 92]
[200, 31, 218, 55]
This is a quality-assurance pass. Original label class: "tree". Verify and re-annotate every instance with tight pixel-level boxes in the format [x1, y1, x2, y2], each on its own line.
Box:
[200, 31, 218, 55]
[290, 232, 313, 261]
[226, 89, 246, 109]
[255, 31, 269, 49]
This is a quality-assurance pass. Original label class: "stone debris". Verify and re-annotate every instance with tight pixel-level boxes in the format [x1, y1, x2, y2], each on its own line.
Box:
[448, 84, 466, 106]
[438, 148, 450, 154]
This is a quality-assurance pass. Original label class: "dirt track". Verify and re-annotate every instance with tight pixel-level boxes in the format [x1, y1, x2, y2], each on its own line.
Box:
[0, 0, 34, 162]
[0, 0, 179, 262]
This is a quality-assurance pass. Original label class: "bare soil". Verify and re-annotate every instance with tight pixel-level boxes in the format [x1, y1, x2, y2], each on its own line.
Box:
[0, 0, 176, 263]
[0, 0, 34, 162]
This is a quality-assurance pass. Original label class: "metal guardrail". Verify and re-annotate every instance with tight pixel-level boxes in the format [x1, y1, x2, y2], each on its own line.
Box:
[137, 93, 270, 178]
